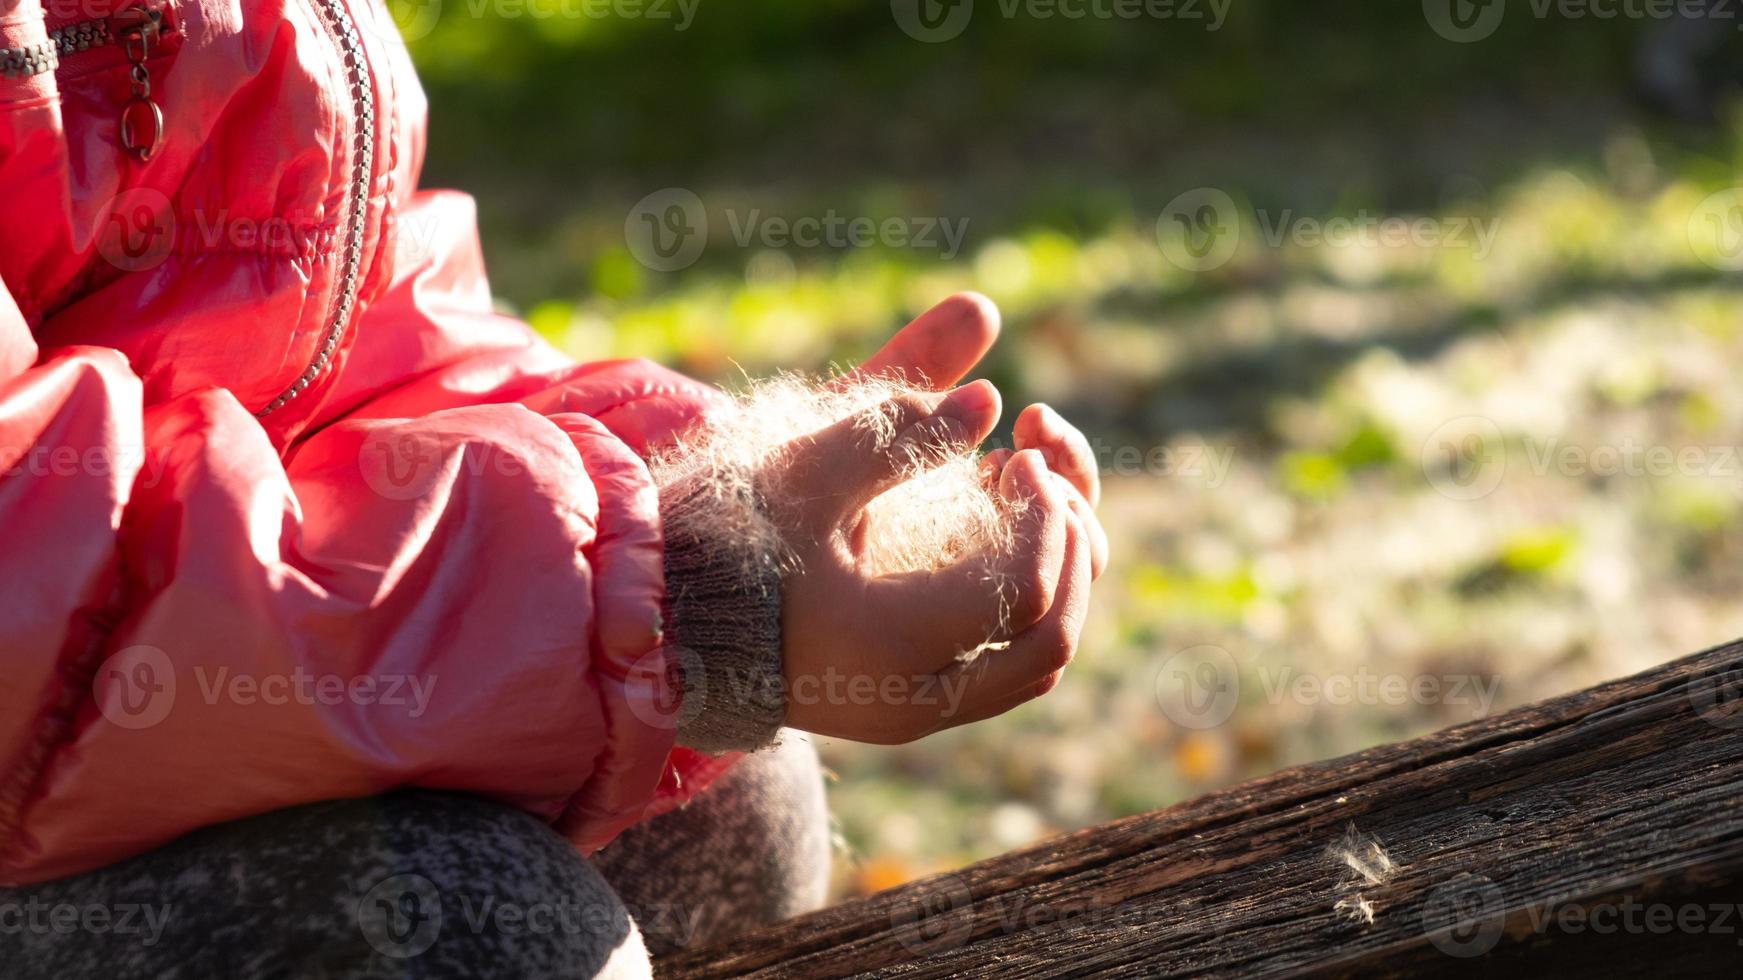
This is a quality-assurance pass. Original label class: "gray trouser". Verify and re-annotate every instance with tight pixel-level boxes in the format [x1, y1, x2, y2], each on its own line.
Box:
[0, 736, 830, 979]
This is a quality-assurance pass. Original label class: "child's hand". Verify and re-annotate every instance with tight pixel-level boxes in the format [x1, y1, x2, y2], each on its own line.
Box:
[848, 291, 1108, 579]
[768, 382, 1093, 744]
[764, 292, 1102, 745]
[854, 290, 1108, 581]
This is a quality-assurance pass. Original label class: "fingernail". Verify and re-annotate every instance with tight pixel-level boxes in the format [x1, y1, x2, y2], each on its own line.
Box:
[939, 379, 998, 420]
[999, 449, 1047, 497]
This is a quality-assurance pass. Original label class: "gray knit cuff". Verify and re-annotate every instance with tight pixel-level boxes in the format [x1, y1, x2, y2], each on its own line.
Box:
[658, 477, 787, 754]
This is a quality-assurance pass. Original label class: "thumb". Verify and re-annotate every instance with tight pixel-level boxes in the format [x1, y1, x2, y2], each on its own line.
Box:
[788, 379, 1002, 523]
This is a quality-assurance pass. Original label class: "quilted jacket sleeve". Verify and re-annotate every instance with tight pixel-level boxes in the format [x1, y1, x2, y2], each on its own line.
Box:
[0, 188, 738, 885]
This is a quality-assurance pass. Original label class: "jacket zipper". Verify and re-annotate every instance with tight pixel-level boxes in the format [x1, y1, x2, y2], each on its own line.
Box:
[0, 21, 110, 79]
[256, 0, 374, 417]
[0, 3, 176, 162]
[1, 0, 371, 416]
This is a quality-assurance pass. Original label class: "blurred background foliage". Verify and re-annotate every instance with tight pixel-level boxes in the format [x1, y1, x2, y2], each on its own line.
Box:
[397, 0, 1743, 895]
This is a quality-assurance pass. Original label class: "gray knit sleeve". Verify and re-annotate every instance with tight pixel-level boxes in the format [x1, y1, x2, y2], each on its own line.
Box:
[657, 476, 788, 754]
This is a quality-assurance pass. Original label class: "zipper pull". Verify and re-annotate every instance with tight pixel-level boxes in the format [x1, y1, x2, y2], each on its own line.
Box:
[113, 4, 164, 163]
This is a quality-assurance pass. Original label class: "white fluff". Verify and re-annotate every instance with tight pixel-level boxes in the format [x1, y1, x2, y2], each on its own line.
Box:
[649, 372, 1020, 581]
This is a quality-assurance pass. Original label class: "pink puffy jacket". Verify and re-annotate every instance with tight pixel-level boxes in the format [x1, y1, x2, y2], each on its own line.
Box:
[0, 0, 737, 884]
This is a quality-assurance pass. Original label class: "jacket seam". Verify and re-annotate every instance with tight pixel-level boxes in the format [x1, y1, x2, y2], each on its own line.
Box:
[0, 569, 129, 877]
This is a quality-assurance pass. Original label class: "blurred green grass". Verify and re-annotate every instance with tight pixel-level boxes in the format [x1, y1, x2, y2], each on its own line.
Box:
[400, 1, 1743, 893]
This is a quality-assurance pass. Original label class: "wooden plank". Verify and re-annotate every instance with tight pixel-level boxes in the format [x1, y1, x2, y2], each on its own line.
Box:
[657, 639, 1743, 978]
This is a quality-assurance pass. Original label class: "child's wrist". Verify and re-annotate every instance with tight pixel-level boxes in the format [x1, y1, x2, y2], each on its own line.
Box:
[657, 474, 788, 754]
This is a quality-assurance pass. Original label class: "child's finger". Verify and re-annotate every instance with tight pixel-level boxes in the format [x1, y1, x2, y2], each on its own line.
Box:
[842, 292, 1001, 390]
[786, 380, 1001, 526]
[937, 666, 1056, 732]
[1056, 475, 1109, 580]
[983, 447, 1105, 577]
[1013, 403, 1101, 507]
[934, 501, 1092, 729]
[978, 447, 1014, 490]
[865, 449, 1068, 669]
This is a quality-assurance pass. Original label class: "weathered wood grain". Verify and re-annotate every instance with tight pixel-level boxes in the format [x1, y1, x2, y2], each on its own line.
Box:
[658, 639, 1743, 978]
